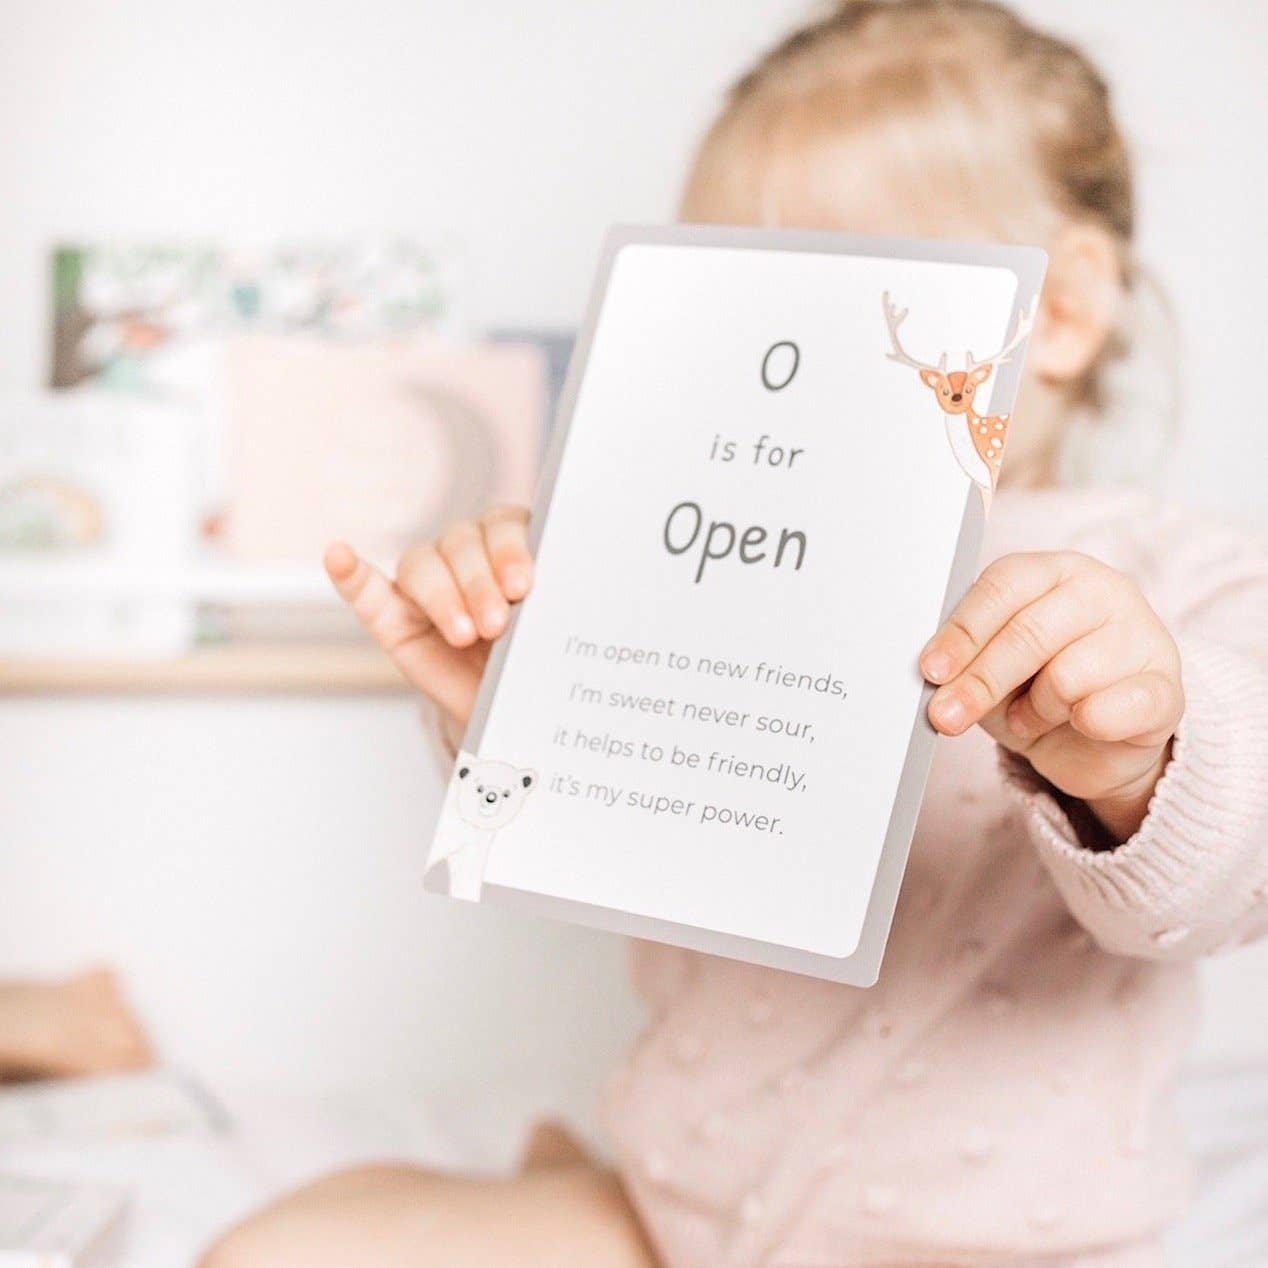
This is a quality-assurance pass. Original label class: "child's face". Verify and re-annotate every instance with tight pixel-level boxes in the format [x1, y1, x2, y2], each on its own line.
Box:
[681, 132, 1102, 488]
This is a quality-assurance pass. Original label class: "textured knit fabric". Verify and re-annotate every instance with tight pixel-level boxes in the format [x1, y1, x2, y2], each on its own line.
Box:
[597, 488, 1268, 1268]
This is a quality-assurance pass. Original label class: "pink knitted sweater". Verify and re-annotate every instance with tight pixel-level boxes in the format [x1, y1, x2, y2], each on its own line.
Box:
[599, 488, 1268, 1268]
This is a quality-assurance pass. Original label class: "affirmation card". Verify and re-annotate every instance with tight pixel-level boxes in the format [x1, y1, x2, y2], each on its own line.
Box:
[425, 225, 1046, 985]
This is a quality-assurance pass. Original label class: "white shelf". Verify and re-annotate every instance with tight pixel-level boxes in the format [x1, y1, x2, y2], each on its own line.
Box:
[0, 550, 411, 689]
[0, 551, 350, 605]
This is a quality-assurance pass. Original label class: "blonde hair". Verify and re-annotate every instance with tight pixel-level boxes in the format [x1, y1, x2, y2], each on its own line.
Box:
[682, 0, 1176, 486]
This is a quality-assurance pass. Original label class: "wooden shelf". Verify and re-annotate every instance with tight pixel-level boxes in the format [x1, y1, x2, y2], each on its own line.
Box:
[0, 642, 412, 694]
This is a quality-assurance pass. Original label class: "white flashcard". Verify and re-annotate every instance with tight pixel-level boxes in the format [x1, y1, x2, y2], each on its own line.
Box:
[426, 225, 1046, 985]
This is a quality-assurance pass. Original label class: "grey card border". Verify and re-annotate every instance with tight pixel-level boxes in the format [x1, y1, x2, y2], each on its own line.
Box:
[455, 223, 1047, 987]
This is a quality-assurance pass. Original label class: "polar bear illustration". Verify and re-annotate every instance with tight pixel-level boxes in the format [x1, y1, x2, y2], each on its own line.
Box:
[425, 757, 537, 901]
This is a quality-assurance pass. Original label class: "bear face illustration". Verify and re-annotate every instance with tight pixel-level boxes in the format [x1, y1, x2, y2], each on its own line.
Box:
[453, 760, 536, 831]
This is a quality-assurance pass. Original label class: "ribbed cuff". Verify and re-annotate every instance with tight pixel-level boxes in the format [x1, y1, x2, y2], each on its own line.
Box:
[1000, 639, 1268, 959]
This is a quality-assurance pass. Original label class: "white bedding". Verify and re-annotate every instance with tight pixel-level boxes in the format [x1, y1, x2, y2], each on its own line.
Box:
[3, 1068, 1265, 1267]
[1167, 1065, 1268, 1267]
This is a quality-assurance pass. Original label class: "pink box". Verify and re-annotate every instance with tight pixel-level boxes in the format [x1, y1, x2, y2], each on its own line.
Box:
[224, 335, 546, 562]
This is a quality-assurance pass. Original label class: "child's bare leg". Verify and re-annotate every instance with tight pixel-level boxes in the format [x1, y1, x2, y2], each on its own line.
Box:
[519, 1119, 593, 1170]
[198, 1160, 657, 1268]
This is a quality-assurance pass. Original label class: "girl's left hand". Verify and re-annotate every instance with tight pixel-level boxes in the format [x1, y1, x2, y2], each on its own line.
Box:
[920, 551, 1184, 843]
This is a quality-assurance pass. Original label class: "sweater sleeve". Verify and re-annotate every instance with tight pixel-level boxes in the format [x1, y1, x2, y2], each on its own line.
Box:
[1001, 505, 1268, 961]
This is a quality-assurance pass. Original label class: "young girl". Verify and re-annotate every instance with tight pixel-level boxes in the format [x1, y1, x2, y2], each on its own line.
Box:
[202, 3, 1268, 1265]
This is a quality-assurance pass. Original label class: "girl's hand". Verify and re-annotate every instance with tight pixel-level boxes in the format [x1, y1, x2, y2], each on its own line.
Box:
[920, 551, 1184, 843]
[325, 506, 534, 727]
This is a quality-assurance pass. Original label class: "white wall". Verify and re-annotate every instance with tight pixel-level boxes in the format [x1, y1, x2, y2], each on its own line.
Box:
[1, 0, 1265, 1111]
[2, 0, 1265, 519]
[0, 694, 645, 1141]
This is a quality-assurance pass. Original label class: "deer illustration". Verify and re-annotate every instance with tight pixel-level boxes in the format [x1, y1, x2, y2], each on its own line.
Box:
[882, 292, 1036, 506]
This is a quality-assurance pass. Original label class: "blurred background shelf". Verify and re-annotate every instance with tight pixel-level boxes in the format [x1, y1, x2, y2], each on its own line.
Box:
[0, 550, 416, 690]
[0, 554, 343, 603]
[0, 640, 408, 693]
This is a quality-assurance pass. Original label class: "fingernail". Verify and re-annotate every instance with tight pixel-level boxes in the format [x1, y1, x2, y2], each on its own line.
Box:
[921, 651, 953, 684]
[451, 614, 476, 642]
[482, 605, 507, 635]
[1007, 701, 1036, 738]
[504, 566, 531, 599]
[931, 694, 966, 733]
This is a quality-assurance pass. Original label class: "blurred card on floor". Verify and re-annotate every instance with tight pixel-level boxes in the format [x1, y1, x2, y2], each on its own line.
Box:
[0, 1069, 225, 1142]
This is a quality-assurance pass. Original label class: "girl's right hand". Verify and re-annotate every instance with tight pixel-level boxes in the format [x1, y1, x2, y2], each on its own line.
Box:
[324, 505, 534, 727]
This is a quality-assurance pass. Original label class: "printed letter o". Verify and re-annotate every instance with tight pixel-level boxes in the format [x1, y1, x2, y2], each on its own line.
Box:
[664, 501, 703, 554]
[761, 341, 800, 391]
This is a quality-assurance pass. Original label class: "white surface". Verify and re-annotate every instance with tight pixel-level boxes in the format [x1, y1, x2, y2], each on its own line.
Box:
[1169, 1065, 1268, 1267]
[0, 696, 644, 1101]
[0, 1173, 124, 1266]
[0, 1071, 216, 1143]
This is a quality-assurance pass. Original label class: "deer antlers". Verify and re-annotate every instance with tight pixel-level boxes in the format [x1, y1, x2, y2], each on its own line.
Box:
[882, 291, 1038, 376]
[966, 300, 1037, 373]
[882, 291, 946, 374]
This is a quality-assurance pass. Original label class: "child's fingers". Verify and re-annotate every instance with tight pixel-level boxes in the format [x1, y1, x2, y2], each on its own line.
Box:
[436, 520, 510, 640]
[324, 540, 367, 596]
[1069, 670, 1185, 746]
[1004, 622, 1148, 742]
[395, 543, 478, 647]
[326, 542, 430, 643]
[481, 505, 534, 602]
[920, 552, 1079, 685]
[927, 578, 1106, 736]
[327, 542, 483, 704]
[419, 649, 487, 726]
